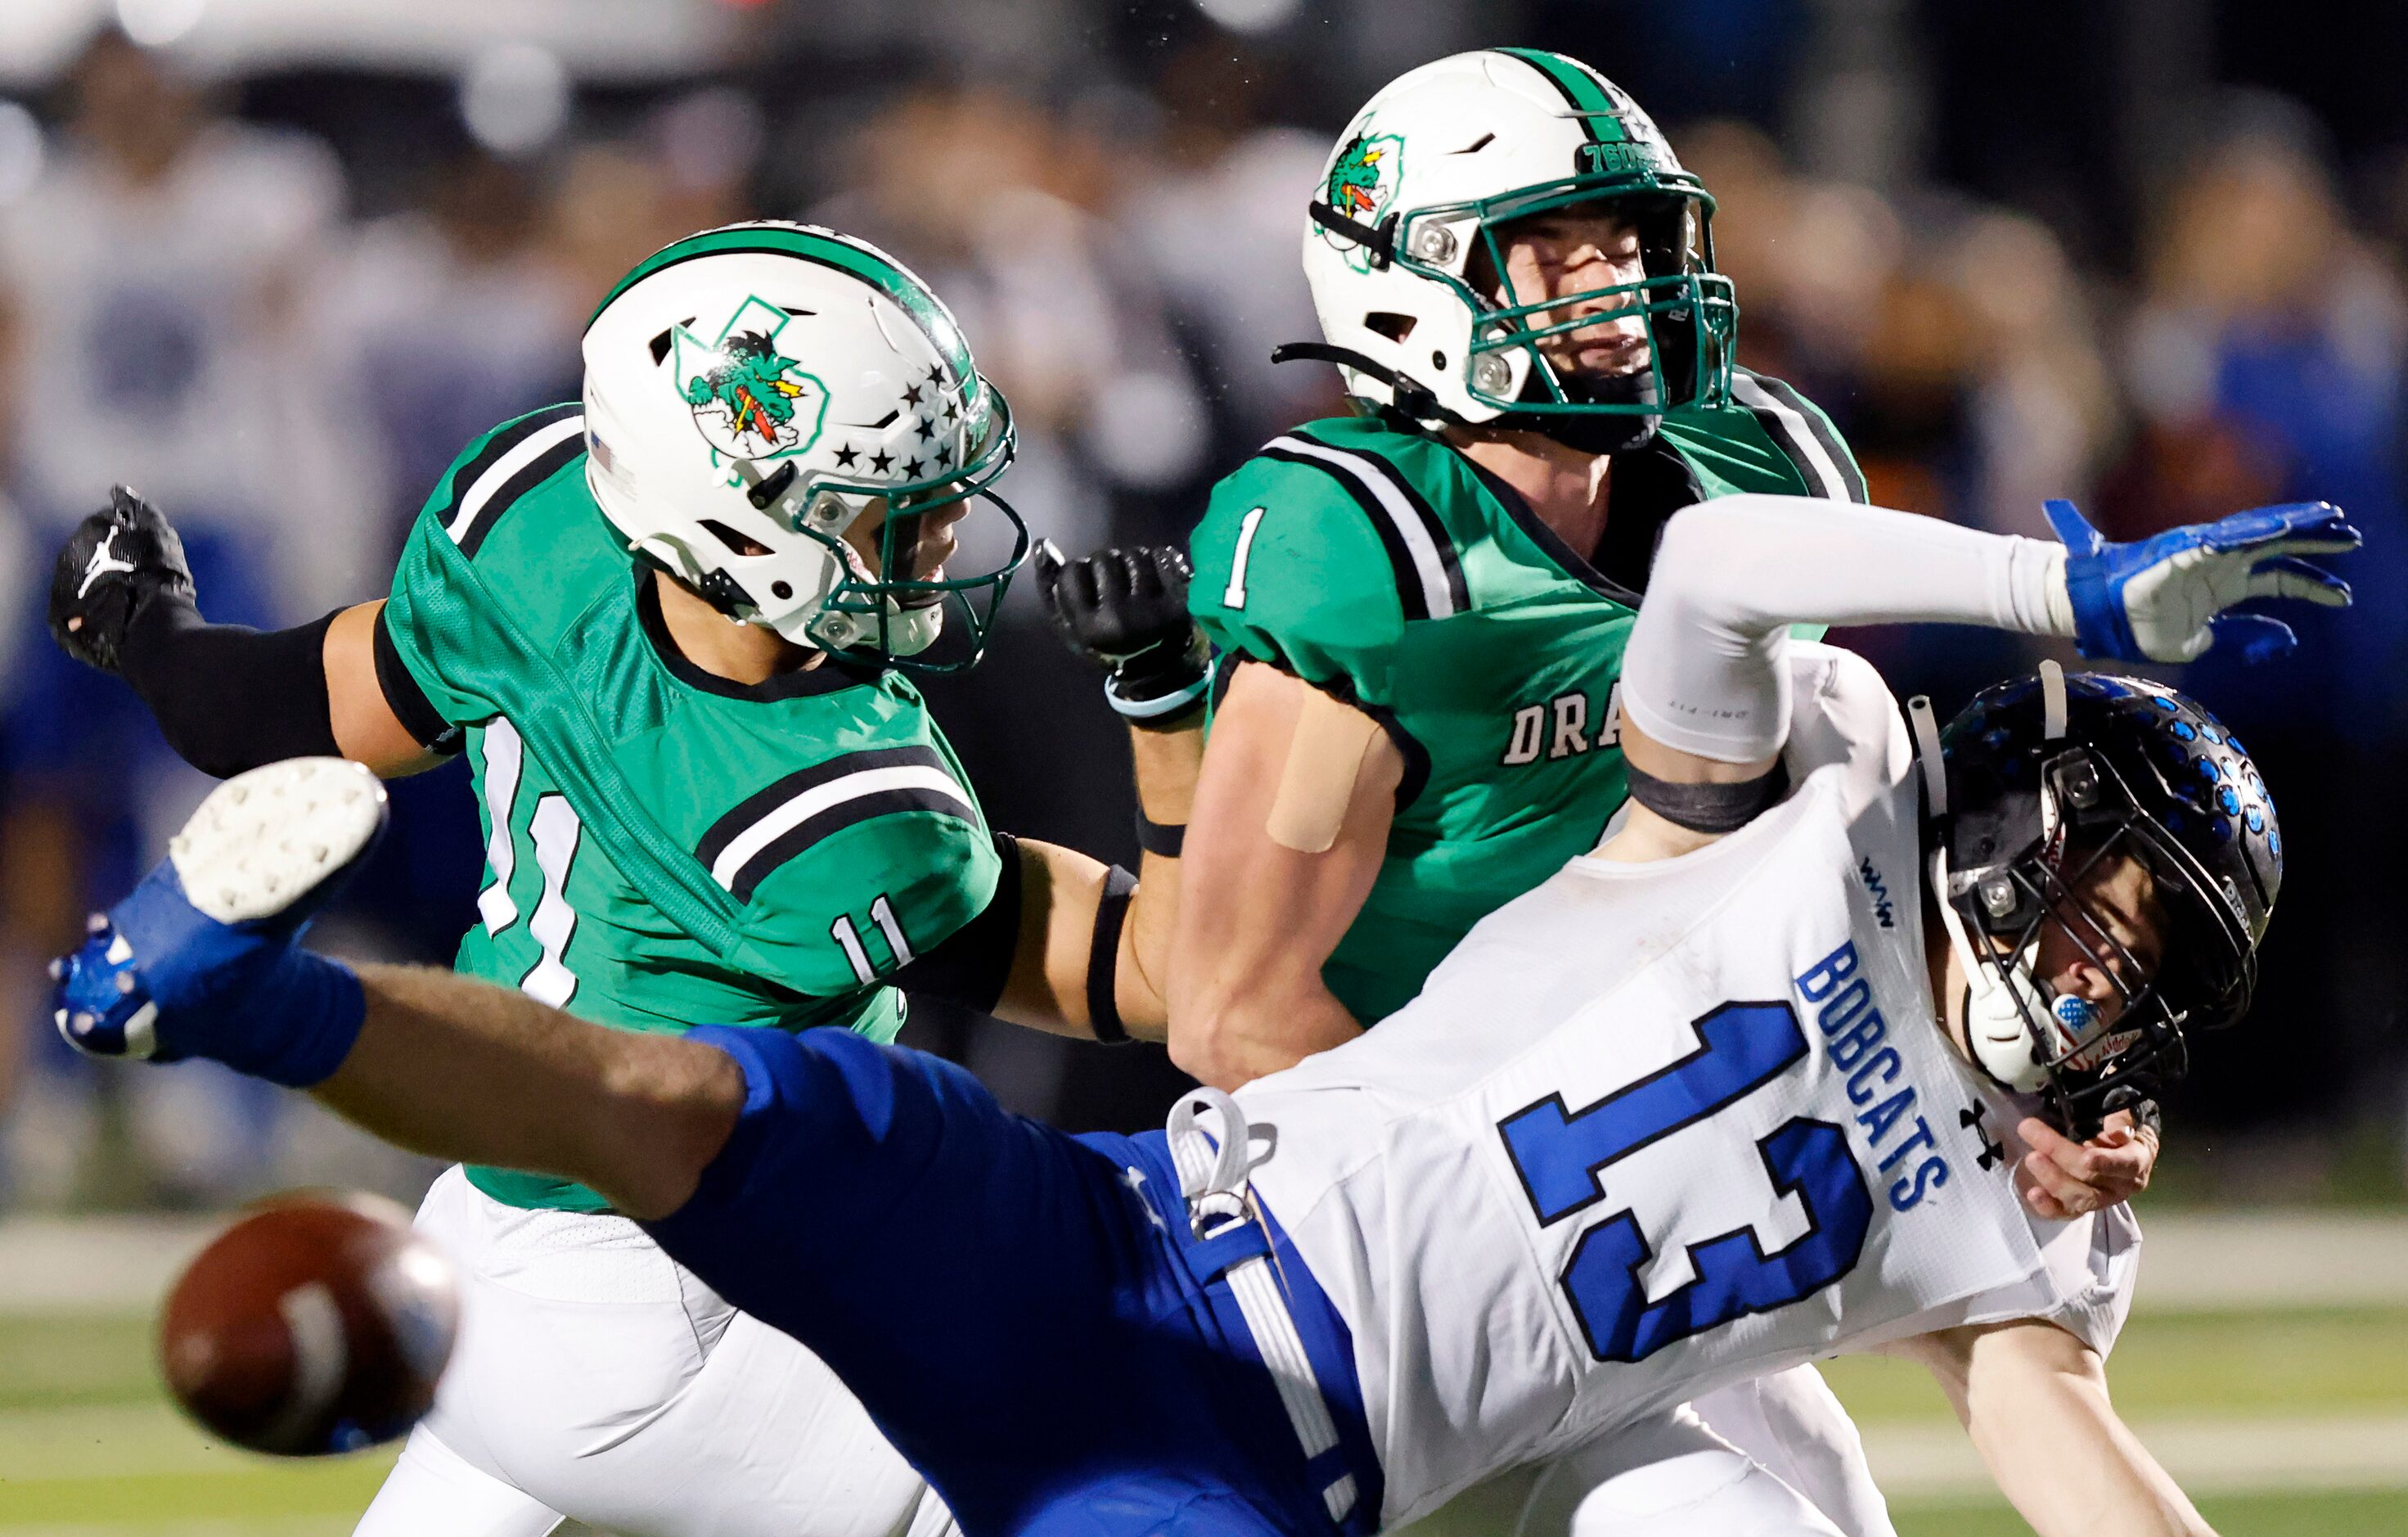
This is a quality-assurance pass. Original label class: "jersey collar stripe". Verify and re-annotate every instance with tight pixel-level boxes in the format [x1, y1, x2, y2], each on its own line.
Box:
[696, 743, 953, 870]
[712, 766, 975, 901]
[1731, 372, 1852, 503]
[1264, 435, 1466, 620]
[1742, 371, 1868, 503]
[444, 414, 587, 552]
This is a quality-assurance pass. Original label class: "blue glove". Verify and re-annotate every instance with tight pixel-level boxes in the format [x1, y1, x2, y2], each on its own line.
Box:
[2044, 498, 2359, 665]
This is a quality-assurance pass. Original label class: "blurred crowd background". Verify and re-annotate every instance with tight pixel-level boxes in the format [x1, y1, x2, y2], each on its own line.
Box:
[0, 0, 2401, 1212]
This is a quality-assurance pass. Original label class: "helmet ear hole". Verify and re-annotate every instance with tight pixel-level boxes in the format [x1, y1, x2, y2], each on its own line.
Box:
[697, 519, 772, 558]
[1366, 313, 1417, 341]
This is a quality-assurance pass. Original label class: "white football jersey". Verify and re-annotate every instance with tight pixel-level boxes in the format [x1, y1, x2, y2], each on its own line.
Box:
[1240, 643, 2140, 1526]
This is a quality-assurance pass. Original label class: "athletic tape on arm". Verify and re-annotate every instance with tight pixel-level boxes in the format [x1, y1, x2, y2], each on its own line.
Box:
[1266, 688, 1384, 854]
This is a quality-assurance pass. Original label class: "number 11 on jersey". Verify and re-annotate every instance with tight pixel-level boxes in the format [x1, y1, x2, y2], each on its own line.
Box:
[830, 895, 913, 985]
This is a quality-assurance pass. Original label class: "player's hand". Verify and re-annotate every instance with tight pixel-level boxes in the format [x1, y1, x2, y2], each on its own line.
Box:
[2014, 1108, 2158, 1220]
[2044, 498, 2358, 665]
[1033, 540, 1213, 728]
[48, 485, 197, 674]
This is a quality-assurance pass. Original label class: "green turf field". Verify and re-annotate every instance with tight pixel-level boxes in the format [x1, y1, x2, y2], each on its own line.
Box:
[3, 1309, 2403, 1534]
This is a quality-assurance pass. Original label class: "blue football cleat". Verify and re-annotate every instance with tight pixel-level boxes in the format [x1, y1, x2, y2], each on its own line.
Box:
[56, 758, 389, 1066]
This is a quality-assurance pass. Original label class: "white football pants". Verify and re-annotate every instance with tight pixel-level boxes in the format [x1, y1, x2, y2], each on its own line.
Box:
[353, 1167, 956, 1537]
[1514, 1396, 1851, 1537]
[1512, 1370, 1896, 1537]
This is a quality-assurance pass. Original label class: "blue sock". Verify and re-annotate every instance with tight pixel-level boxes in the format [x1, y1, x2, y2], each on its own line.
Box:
[56, 859, 367, 1089]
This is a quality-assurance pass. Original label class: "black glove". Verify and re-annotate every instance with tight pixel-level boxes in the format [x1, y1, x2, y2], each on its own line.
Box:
[49, 485, 197, 674]
[1033, 540, 1213, 728]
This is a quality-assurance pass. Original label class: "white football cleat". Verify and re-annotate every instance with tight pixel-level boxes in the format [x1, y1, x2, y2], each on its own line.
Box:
[169, 758, 390, 925]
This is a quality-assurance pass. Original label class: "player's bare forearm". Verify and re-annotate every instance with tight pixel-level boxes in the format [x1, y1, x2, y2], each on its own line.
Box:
[1904, 1320, 2215, 1537]
[1120, 715, 1203, 1030]
[985, 722, 1198, 1043]
[323, 603, 447, 777]
[992, 839, 1164, 1043]
[313, 962, 741, 1219]
[1169, 663, 1396, 1089]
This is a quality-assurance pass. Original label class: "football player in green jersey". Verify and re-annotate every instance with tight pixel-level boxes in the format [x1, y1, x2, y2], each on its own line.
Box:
[47, 224, 1204, 1537]
[1166, 50, 2151, 1537]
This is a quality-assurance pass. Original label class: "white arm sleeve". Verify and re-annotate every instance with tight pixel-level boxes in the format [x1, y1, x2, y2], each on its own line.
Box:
[1621, 494, 2075, 764]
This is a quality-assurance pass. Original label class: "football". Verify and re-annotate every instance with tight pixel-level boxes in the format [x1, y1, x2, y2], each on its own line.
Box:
[156, 1192, 459, 1457]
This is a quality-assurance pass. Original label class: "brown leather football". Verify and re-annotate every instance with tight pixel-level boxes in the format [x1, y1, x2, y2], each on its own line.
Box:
[157, 1191, 458, 1456]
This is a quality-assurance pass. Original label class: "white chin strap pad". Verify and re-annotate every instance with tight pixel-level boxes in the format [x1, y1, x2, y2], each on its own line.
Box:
[1930, 850, 2052, 1093]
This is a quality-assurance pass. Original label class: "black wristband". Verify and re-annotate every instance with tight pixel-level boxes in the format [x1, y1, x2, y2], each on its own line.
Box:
[118, 601, 342, 779]
[1624, 757, 1790, 834]
[1134, 811, 1186, 859]
[1086, 863, 1137, 1044]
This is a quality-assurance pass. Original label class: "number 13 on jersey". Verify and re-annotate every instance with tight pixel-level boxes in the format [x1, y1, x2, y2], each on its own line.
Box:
[1497, 1000, 1874, 1363]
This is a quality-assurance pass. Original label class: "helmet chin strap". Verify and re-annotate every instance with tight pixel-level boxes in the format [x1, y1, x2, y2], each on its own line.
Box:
[1914, 661, 2107, 1097]
[1929, 846, 2055, 1093]
[1495, 365, 1663, 455]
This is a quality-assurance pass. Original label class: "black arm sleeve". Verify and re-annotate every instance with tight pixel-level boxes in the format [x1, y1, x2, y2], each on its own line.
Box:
[890, 832, 1024, 1015]
[116, 596, 342, 779]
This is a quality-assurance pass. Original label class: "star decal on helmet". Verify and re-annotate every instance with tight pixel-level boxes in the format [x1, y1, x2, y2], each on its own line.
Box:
[916, 416, 937, 442]
[671, 296, 830, 464]
[870, 448, 895, 475]
[902, 383, 925, 408]
[902, 456, 925, 479]
[834, 444, 859, 469]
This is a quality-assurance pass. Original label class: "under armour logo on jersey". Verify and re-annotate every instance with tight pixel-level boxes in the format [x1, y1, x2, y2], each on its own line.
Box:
[1960, 1101, 2005, 1171]
[79, 530, 137, 600]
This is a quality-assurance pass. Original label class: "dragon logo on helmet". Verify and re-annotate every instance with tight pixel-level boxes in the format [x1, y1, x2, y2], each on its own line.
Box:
[1322, 131, 1406, 272]
[672, 295, 830, 463]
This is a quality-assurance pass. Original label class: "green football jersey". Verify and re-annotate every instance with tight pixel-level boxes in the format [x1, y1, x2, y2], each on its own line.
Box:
[1186, 369, 1866, 1024]
[380, 404, 1002, 1210]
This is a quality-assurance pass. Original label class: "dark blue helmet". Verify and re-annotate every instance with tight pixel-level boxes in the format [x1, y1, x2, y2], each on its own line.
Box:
[1933, 669, 2277, 1133]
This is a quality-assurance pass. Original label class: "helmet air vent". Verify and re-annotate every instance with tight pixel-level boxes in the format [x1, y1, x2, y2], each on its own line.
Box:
[646, 318, 697, 367]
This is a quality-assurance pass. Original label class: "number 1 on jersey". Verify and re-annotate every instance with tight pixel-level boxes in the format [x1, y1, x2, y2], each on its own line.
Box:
[1223, 507, 1267, 609]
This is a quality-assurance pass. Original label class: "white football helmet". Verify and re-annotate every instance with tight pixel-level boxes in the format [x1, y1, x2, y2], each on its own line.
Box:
[1294, 48, 1735, 449]
[582, 222, 1025, 668]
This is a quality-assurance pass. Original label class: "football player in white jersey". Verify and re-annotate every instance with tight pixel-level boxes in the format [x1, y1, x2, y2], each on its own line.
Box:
[56, 487, 2352, 1535]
